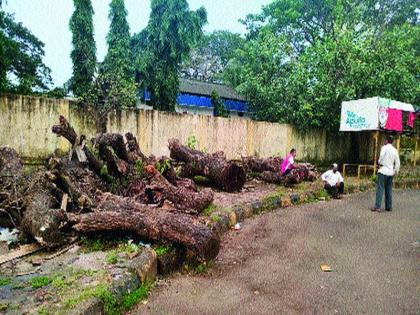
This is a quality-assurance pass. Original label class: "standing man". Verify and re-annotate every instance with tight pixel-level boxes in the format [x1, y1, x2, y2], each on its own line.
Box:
[371, 135, 400, 212]
[281, 149, 297, 176]
[321, 163, 344, 199]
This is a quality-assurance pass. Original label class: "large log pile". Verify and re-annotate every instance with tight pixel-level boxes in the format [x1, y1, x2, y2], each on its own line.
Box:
[1, 116, 220, 260]
[1, 115, 319, 261]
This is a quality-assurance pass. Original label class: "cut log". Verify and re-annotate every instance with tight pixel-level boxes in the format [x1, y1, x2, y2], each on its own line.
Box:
[52, 115, 77, 146]
[21, 172, 68, 248]
[69, 194, 220, 260]
[125, 167, 213, 213]
[242, 156, 283, 173]
[0, 146, 25, 227]
[95, 133, 129, 162]
[125, 132, 148, 163]
[168, 139, 246, 192]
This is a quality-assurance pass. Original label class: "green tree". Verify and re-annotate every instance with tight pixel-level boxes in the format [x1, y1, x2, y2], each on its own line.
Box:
[181, 30, 245, 82]
[100, 0, 137, 109]
[0, 10, 52, 93]
[132, 0, 207, 111]
[211, 90, 229, 117]
[69, 0, 97, 97]
[225, 0, 419, 131]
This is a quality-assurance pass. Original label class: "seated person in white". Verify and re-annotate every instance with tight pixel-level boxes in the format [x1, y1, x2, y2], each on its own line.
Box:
[321, 163, 344, 199]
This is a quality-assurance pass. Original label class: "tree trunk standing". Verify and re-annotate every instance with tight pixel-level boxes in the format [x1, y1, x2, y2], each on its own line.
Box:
[168, 139, 246, 192]
[69, 194, 220, 260]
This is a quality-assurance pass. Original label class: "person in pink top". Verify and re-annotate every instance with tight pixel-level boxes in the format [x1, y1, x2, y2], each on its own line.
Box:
[281, 149, 297, 175]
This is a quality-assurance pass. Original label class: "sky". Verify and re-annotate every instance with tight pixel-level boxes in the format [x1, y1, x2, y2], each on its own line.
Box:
[4, 0, 272, 87]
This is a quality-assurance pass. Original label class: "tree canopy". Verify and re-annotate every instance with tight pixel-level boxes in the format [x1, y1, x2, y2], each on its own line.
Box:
[181, 30, 245, 82]
[69, 0, 97, 97]
[0, 10, 52, 93]
[225, 0, 419, 131]
[98, 0, 137, 110]
[131, 0, 207, 111]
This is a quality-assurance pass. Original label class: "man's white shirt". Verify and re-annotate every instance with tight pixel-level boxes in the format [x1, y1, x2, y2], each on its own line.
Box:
[321, 170, 344, 186]
[378, 144, 400, 176]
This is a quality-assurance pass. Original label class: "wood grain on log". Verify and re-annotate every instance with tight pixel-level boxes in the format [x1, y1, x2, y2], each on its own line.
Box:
[168, 139, 246, 192]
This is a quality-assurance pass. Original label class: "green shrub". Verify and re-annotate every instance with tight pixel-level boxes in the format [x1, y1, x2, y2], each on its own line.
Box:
[30, 276, 52, 289]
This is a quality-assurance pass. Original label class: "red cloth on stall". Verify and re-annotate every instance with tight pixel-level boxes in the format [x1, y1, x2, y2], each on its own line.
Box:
[384, 108, 403, 131]
[408, 112, 417, 128]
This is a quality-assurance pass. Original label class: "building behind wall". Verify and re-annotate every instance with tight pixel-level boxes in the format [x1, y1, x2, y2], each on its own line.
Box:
[140, 78, 250, 119]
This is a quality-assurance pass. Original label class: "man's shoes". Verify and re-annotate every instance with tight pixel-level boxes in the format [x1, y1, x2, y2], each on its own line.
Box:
[385, 209, 392, 212]
[370, 207, 382, 212]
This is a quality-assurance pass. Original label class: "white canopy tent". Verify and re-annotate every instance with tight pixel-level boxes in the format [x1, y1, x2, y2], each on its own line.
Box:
[339, 97, 417, 177]
[340, 97, 415, 132]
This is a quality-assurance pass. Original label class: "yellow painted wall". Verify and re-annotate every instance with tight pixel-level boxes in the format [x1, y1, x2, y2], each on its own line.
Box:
[0, 94, 378, 163]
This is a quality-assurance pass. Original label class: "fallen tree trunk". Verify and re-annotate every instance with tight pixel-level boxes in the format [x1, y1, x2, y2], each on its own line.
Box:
[168, 139, 246, 192]
[0, 146, 25, 227]
[21, 172, 68, 248]
[126, 167, 213, 213]
[242, 156, 282, 173]
[69, 194, 220, 260]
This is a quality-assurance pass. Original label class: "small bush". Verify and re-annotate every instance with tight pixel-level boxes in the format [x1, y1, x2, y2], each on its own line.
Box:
[202, 203, 217, 216]
[30, 276, 52, 289]
[154, 245, 170, 256]
[0, 278, 11, 286]
[106, 250, 118, 265]
[186, 135, 198, 150]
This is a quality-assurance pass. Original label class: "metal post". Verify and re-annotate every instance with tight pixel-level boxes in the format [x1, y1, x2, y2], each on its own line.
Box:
[373, 131, 379, 176]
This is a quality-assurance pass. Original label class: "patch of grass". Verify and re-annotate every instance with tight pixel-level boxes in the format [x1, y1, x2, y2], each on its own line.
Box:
[202, 203, 218, 216]
[210, 213, 221, 223]
[118, 241, 139, 254]
[82, 238, 106, 252]
[30, 276, 52, 289]
[63, 281, 154, 315]
[121, 282, 153, 310]
[51, 275, 66, 289]
[0, 277, 11, 286]
[0, 303, 7, 311]
[316, 189, 330, 200]
[154, 245, 170, 256]
[248, 171, 261, 179]
[37, 307, 49, 315]
[194, 261, 213, 274]
[106, 250, 118, 265]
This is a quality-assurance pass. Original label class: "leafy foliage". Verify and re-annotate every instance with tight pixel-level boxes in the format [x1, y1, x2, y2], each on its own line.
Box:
[69, 0, 96, 97]
[131, 0, 207, 111]
[224, 0, 419, 131]
[0, 10, 52, 93]
[211, 90, 229, 117]
[181, 30, 245, 82]
[99, 0, 137, 109]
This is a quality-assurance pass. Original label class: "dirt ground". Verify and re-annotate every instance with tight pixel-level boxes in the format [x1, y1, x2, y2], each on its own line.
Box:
[131, 190, 420, 315]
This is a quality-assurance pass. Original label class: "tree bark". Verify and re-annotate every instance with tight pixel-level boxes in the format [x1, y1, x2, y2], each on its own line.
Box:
[69, 193, 220, 260]
[125, 167, 214, 213]
[168, 139, 246, 192]
[242, 156, 283, 173]
[20, 172, 68, 248]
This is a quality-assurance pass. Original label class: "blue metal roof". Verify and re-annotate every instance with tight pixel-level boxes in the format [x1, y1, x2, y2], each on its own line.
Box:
[142, 90, 249, 113]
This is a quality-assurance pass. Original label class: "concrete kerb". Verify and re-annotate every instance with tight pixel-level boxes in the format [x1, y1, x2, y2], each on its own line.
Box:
[211, 179, 420, 237]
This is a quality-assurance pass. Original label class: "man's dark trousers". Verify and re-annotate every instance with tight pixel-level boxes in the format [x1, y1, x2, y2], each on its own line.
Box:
[324, 182, 344, 198]
[375, 173, 393, 210]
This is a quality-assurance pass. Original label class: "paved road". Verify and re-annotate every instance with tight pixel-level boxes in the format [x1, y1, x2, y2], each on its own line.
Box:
[132, 190, 420, 315]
